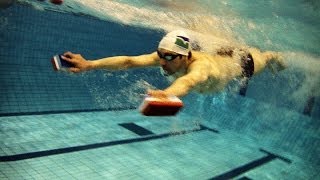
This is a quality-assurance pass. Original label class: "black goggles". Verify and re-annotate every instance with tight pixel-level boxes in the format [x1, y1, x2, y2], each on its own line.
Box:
[157, 50, 182, 61]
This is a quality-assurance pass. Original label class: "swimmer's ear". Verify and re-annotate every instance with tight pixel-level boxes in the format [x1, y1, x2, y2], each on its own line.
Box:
[188, 51, 192, 59]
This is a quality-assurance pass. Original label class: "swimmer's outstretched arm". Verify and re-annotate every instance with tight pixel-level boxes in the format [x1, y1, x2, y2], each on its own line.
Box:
[62, 51, 159, 73]
[149, 63, 212, 98]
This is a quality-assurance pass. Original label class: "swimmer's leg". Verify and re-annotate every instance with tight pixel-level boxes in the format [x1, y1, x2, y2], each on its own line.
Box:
[249, 48, 286, 75]
[264, 51, 286, 74]
[239, 78, 249, 96]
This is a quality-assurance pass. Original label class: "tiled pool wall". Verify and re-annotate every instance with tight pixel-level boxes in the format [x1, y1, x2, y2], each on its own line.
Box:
[0, 3, 167, 115]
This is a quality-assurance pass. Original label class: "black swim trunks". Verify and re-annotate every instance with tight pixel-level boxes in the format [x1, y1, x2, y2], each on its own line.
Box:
[240, 53, 254, 79]
[239, 53, 254, 96]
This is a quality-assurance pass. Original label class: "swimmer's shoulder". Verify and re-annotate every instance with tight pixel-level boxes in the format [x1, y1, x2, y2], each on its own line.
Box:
[188, 52, 216, 70]
[189, 51, 221, 75]
[191, 51, 219, 63]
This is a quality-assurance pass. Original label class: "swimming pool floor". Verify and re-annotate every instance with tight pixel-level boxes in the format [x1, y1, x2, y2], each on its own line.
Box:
[0, 110, 318, 179]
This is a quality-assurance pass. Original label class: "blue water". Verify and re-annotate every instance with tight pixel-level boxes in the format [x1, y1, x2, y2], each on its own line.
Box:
[0, 0, 319, 179]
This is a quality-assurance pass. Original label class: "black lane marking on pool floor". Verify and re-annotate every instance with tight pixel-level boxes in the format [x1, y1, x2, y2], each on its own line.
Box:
[0, 124, 217, 162]
[119, 123, 155, 136]
[200, 124, 219, 133]
[237, 177, 253, 180]
[209, 148, 292, 180]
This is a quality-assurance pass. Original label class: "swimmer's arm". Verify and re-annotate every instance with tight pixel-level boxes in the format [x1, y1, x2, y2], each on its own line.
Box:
[63, 51, 159, 73]
[163, 74, 206, 97]
[163, 65, 211, 97]
[91, 52, 159, 70]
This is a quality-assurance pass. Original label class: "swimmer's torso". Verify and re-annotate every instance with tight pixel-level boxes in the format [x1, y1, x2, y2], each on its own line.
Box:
[165, 51, 243, 94]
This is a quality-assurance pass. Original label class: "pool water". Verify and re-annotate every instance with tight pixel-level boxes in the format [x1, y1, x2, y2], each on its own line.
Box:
[0, 0, 319, 179]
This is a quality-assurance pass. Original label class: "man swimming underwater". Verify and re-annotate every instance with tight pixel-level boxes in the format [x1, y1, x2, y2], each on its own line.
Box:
[62, 30, 286, 98]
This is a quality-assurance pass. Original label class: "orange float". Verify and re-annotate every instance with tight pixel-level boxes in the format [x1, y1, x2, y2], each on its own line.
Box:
[140, 96, 183, 116]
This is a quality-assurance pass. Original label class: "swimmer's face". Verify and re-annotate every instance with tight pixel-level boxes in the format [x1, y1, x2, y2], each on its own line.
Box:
[157, 49, 186, 75]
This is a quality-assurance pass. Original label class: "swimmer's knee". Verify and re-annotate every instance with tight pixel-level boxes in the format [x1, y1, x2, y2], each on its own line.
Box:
[265, 52, 287, 72]
[263, 51, 277, 60]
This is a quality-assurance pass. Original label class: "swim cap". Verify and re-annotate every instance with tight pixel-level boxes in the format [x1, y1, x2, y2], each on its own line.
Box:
[158, 30, 191, 56]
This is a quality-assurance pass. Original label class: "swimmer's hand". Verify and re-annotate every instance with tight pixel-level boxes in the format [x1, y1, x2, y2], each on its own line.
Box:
[147, 90, 170, 100]
[62, 52, 93, 73]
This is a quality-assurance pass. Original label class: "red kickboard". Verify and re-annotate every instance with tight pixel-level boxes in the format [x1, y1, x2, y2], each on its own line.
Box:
[140, 96, 184, 116]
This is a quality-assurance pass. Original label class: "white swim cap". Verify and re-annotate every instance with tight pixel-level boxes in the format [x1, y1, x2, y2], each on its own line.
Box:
[158, 30, 191, 56]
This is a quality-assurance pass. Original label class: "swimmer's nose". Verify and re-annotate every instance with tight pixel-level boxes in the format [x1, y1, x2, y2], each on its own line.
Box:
[159, 59, 167, 65]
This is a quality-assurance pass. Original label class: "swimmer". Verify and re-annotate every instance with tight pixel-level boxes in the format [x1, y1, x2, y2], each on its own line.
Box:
[62, 30, 286, 98]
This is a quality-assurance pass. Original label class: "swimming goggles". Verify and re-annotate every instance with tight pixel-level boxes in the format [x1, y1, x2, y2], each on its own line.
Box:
[157, 50, 182, 61]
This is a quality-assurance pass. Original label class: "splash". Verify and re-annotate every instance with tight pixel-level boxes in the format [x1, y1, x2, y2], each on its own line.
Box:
[82, 70, 157, 109]
[284, 52, 320, 99]
[68, 0, 239, 52]
[120, 79, 157, 103]
[17, 0, 249, 52]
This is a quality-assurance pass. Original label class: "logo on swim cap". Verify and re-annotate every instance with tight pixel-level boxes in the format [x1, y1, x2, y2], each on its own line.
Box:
[175, 36, 189, 50]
